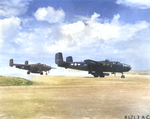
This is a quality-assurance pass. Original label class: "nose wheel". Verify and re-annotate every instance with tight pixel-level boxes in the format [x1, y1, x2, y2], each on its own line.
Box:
[121, 73, 125, 78]
[46, 72, 48, 75]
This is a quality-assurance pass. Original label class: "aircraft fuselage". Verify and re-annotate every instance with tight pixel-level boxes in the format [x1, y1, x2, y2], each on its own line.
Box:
[58, 61, 131, 73]
[10, 59, 52, 75]
[55, 52, 131, 78]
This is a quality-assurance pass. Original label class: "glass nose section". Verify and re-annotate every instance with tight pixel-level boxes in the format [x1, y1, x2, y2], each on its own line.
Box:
[129, 65, 132, 70]
[126, 65, 131, 71]
[123, 64, 131, 71]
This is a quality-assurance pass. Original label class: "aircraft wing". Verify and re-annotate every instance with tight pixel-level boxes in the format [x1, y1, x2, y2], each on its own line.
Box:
[84, 59, 103, 66]
[51, 67, 56, 69]
[13, 64, 30, 70]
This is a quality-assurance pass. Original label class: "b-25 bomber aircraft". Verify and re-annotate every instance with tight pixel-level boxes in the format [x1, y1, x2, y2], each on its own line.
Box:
[9, 59, 54, 75]
[55, 52, 131, 78]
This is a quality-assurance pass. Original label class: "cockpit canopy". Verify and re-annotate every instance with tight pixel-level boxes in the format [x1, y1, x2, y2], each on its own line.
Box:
[105, 59, 110, 62]
[112, 61, 121, 65]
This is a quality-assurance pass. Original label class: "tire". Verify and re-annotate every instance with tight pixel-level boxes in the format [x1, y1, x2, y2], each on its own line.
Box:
[100, 75, 105, 78]
[40, 72, 43, 75]
[93, 74, 99, 77]
[121, 75, 125, 78]
[27, 71, 30, 75]
[100, 73, 105, 78]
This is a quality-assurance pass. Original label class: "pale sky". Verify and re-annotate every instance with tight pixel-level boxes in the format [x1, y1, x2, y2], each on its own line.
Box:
[0, 0, 150, 76]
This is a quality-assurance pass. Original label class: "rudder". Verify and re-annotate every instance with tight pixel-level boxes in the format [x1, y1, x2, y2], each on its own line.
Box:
[66, 56, 73, 62]
[9, 59, 14, 67]
[55, 52, 64, 66]
[25, 61, 28, 65]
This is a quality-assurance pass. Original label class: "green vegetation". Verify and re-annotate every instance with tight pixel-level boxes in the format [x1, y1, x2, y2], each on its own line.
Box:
[0, 76, 33, 86]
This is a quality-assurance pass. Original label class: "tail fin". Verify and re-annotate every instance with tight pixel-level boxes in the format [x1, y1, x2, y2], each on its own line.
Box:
[66, 56, 73, 62]
[25, 61, 28, 65]
[55, 52, 69, 68]
[9, 59, 14, 67]
[55, 52, 64, 66]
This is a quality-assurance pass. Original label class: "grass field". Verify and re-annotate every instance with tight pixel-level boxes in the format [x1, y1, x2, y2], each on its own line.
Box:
[0, 76, 34, 86]
[0, 73, 150, 119]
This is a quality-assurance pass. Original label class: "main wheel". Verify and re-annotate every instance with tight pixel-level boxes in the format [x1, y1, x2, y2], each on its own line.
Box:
[93, 74, 99, 77]
[100, 75, 105, 78]
[100, 73, 105, 78]
[46, 72, 48, 75]
[40, 72, 43, 75]
[27, 71, 30, 75]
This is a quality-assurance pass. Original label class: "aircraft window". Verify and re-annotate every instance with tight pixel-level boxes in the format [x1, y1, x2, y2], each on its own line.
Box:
[84, 64, 87, 67]
[123, 64, 128, 67]
[114, 62, 120, 65]
[74, 63, 77, 66]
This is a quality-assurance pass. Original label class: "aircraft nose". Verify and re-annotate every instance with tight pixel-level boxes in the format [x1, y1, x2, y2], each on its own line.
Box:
[128, 65, 132, 71]
[48, 66, 51, 70]
[123, 64, 131, 71]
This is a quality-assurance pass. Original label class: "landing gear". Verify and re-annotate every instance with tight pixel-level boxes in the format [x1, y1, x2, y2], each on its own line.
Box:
[46, 71, 49, 75]
[121, 73, 125, 78]
[27, 71, 30, 75]
[93, 74, 99, 77]
[100, 75, 105, 77]
[121, 75, 125, 78]
[93, 73, 105, 78]
[100, 73, 105, 77]
[112, 72, 116, 77]
[40, 72, 43, 75]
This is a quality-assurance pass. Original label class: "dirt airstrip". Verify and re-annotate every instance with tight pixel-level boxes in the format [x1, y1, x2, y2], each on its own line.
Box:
[0, 74, 150, 119]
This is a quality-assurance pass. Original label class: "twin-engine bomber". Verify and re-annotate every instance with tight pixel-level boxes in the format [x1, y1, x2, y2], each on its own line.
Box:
[9, 59, 54, 75]
[55, 52, 131, 78]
